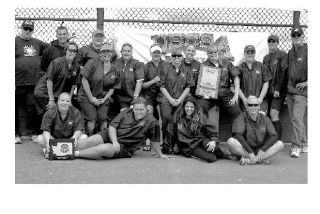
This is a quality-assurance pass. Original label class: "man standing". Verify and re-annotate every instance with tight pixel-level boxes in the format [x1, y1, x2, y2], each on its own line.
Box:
[227, 96, 284, 165]
[15, 20, 49, 144]
[263, 35, 288, 140]
[287, 26, 308, 158]
[238, 45, 271, 113]
[41, 26, 70, 73]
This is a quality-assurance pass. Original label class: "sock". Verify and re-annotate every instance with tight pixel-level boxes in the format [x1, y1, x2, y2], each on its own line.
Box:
[75, 151, 80, 157]
[272, 120, 282, 140]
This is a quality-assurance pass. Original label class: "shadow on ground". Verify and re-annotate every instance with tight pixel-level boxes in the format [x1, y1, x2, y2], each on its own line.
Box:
[15, 140, 307, 184]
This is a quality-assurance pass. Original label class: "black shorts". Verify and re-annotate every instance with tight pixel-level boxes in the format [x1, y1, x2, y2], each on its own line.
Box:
[269, 96, 285, 111]
[98, 131, 133, 159]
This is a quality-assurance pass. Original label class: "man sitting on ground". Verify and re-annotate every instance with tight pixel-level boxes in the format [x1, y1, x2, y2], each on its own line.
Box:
[227, 95, 284, 165]
[73, 97, 169, 160]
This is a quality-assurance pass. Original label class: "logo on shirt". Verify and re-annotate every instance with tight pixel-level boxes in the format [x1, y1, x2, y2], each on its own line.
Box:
[72, 71, 77, 76]
[297, 57, 303, 62]
[110, 75, 115, 79]
[255, 70, 261, 74]
[257, 126, 266, 132]
[273, 60, 278, 65]
[222, 67, 228, 72]
[138, 121, 145, 127]
[192, 68, 198, 72]
[23, 45, 37, 57]
[180, 72, 186, 77]
[177, 123, 183, 129]
[129, 67, 134, 71]
[66, 121, 73, 129]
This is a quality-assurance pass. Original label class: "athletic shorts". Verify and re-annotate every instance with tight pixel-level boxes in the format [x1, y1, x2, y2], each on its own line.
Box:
[79, 102, 109, 121]
[269, 96, 285, 111]
[98, 131, 133, 159]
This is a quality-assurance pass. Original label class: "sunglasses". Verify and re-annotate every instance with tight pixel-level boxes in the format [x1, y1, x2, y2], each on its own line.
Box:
[23, 27, 33, 32]
[247, 104, 259, 107]
[67, 49, 78, 53]
[101, 49, 112, 53]
[268, 40, 277, 43]
[292, 33, 301, 38]
[208, 51, 219, 54]
[172, 54, 182, 58]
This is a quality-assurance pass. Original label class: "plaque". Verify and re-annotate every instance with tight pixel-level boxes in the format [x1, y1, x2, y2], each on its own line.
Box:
[196, 65, 221, 99]
[49, 139, 75, 160]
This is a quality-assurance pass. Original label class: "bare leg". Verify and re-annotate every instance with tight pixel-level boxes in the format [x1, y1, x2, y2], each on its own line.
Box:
[76, 143, 115, 159]
[261, 140, 284, 160]
[75, 134, 104, 150]
[226, 137, 250, 158]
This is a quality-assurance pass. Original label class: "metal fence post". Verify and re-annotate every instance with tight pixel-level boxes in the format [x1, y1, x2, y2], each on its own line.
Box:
[293, 11, 300, 28]
[97, 8, 104, 30]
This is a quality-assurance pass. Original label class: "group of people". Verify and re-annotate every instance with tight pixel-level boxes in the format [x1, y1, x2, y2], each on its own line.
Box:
[15, 19, 308, 165]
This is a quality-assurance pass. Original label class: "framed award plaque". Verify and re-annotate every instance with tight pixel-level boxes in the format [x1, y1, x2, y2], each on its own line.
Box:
[196, 65, 221, 99]
[48, 139, 75, 160]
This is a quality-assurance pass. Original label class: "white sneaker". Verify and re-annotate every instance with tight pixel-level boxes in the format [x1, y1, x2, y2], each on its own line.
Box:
[15, 136, 22, 144]
[31, 135, 38, 143]
[301, 145, 308, 153]
[291, 147, 301, 158]
[43, 148, 49, 159]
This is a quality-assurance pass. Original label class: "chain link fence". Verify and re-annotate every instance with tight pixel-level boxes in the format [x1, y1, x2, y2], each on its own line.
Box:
[15, 7, 308, 52]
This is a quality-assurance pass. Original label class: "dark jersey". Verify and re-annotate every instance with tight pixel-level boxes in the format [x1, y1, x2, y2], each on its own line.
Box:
[287, 44, 308, 97]
[237, 60, 272, 98]
[34, 56, 80, 99]
[76, 44, 100, 66]
[181, 58, 201, 96]
[103, 109, 160, 153]
[263, 49, 288, 96]
[232, 112, 277, 153]
[40, 40, 65, 72]
[41, 106, 85, 139]
[113, 57, 145, 104]
[141, 59, 169, 99]
[77, 58, 120, 103]
[157, 63, 194, 104]
[15, 36, 49, 86]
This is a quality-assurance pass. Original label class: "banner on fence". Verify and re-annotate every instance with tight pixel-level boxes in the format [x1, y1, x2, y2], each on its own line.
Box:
[113, 27, 269, 65]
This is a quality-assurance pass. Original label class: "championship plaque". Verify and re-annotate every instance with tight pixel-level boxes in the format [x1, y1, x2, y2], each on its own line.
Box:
[49, 139, 75, 160]
[196, 65, 221, 99]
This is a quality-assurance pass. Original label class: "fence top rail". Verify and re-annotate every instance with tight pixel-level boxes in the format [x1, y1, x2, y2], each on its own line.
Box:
[15, 17, 308, 28]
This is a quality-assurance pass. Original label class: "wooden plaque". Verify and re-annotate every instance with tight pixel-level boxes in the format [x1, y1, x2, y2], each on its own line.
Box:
[196, 65, 221, 99]
[49, 139, 75, 160]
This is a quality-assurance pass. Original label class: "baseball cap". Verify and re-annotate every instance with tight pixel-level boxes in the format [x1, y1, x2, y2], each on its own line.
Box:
[291, 26, 304, 36]
[21, 20, 34, 30]
[244, 45, 255, 54]
[267, 35, 279, 43]
[92, 29, 105, 37]
[100, 43, 113, 51]
[150, 45, 162, 53]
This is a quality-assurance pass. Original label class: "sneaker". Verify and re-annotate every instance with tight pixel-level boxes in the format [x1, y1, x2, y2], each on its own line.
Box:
[15, 136, 22, 144]
[300, 145, 308, 153]
[31, 135, 38, 143]
[240, 157, 255, 165]
[43, 148, 49, 159]
[290, 147, 301, 158]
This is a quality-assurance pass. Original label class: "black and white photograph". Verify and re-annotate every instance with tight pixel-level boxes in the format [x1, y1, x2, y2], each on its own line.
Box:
[6, 0, 317, 213]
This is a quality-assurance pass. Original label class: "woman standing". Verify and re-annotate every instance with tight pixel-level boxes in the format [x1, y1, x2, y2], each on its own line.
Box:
[113, 43, 145, 110]
[167, 96, 228, 162]
[77, 44, 120, 136]
[158, 49, 194, 154]
[34, 41, 80, 116]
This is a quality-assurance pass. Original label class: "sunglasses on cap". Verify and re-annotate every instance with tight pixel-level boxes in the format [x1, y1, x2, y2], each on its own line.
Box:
[292, 33, 301, 38]
[171, 54, 182, 58]
[247, 103, 259, 107]
[23, 27, 33, 32]
[268, 39, 277, 43]
[67, 49, 78, 53]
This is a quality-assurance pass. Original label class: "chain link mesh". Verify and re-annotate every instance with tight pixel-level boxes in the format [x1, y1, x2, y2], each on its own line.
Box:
[15, 7, 308, 52]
